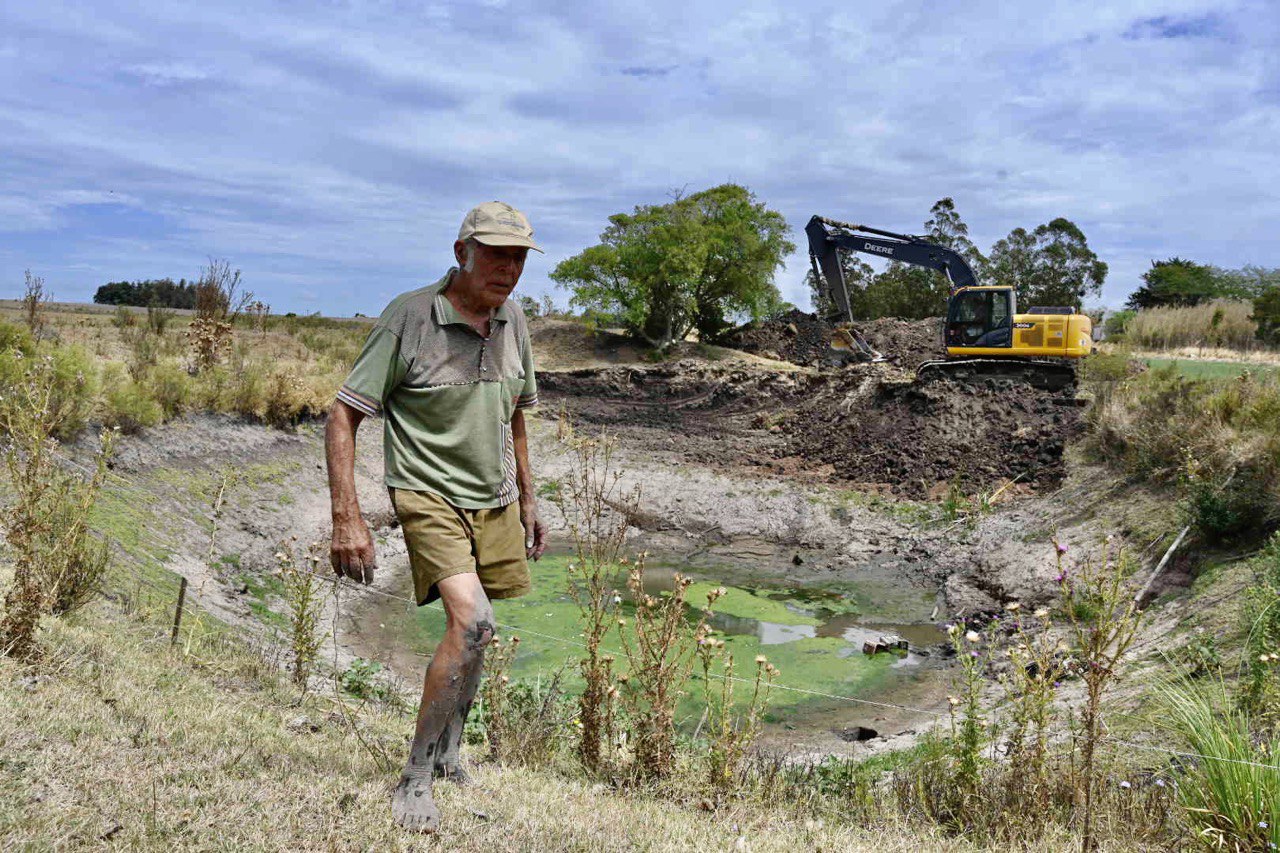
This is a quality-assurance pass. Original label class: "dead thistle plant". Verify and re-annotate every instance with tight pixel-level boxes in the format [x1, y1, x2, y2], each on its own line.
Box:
[274, 539, 328, 690]
[189, 259, 250, 372]
[696, 594, 777, 798]
[21, 270, 50, 342]
[1054, 539, 1141, 853]
[618, 558, 711, 783]
[555, 414, 638, 773]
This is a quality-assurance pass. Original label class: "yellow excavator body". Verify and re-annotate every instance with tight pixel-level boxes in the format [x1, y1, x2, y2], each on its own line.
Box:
[944, 287, 1094, 360]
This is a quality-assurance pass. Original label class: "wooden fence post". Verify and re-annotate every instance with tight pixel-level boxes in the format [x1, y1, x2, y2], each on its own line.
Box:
[170, 576, 188, 647]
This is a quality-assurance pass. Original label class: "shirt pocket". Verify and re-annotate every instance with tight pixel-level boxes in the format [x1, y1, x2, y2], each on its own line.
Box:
[500, 370, 525, 423]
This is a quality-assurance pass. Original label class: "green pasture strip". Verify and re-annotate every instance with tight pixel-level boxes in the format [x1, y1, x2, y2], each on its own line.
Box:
[1143, 357, 1280, 380]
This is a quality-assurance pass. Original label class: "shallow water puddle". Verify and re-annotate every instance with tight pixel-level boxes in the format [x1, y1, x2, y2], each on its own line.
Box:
[343, 546, 948, 732]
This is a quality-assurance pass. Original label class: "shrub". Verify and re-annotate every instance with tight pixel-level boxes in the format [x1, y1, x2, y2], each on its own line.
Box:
[99, 364, 162, 434]
[1102, 308, 1135, 341]
[1088, 368, 1280, 543]
[0, 356, 114, 659]
[142, 363, 191, 420]
[263, 370, 300, 428]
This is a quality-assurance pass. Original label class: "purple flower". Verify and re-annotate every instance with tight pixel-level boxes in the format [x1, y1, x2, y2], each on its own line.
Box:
[1119, 780, 1131, 790]
[1055, 571, 1068, 583]
[1260, 821, 1269, 829]
[1154, 779, 1166, 788]
[1056, 543, 1069, 555]
[970, 651, 980, 658]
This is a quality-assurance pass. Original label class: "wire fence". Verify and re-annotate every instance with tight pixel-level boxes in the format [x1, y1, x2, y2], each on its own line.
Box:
[32, 444, 1280, 775]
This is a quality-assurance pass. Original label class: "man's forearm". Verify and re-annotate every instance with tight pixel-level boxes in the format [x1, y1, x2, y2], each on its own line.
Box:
[326, 400, 365, 522]
[511, 410, 535, 502]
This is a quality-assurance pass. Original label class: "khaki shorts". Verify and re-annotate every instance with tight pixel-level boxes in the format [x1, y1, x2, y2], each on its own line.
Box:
[389, 487, 531, 606]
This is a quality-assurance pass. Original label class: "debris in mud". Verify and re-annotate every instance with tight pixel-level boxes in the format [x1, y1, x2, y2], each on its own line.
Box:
[835, 725, 880, 742]
[862, 636, 908, 656]
[541, 359, 1083, 498]
[730, 310, 944, 367]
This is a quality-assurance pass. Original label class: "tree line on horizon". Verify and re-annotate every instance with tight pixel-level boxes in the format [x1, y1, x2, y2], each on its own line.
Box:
[93, 278, 198, 310]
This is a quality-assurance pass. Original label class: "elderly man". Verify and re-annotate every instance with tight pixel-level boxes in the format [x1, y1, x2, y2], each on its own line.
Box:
[325, 201, 548, 833]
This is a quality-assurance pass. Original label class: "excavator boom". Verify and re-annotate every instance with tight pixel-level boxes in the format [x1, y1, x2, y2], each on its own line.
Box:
[805, 216, 978, 324]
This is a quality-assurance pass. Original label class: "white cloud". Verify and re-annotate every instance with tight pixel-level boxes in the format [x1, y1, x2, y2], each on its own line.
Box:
[0, 0, 1276, 310]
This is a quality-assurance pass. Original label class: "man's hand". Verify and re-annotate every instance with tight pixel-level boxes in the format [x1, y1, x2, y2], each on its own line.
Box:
[520, 499, 548, 561]
[331, 517, 377, 584]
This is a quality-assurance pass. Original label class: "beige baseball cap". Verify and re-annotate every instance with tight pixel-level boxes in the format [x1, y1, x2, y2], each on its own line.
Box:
[457, 201, 543, 253]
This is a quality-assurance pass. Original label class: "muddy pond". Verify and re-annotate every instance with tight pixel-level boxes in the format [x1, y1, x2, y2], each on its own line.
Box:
[342, 536, 951, 748]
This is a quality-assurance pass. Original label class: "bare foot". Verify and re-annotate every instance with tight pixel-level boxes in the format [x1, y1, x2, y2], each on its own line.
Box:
[434, 762, 472, 786]
[391, 774, 440, 833]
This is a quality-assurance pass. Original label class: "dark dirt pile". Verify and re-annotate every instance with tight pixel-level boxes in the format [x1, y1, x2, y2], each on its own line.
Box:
[731, 311, 945, 367]
[540, 362, 1082, 498]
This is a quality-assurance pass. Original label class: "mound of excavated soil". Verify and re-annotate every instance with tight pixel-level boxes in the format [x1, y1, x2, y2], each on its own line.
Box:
[540, 362, 1081, 497]
[731, 311, 945, 367]
[784, 377, 1080, 494]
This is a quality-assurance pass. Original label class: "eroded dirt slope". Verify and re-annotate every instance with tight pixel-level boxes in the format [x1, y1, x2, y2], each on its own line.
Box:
[542, 361, 1082, 498]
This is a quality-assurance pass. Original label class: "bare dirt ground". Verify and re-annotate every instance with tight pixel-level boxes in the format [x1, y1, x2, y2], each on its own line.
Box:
[541, 363, 1082, 499]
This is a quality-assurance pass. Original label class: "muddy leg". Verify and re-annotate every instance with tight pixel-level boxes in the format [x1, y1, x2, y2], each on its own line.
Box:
[433, 655, 484, 784]
[392, 574, 494, 833]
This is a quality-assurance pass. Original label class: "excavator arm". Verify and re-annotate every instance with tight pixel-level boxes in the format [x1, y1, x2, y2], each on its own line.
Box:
[805, 215, 978, 324]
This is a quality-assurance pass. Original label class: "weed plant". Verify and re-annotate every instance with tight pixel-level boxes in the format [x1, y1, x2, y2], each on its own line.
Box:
[696, 617, 777, 799]
[21, 270, 49, 342]
[480, 637, 575, 768]
[0, 355, 114, 659]
[554, 414, 636, 773]
[1240, 533, 1280, 725]
[273, 539, 327, 690]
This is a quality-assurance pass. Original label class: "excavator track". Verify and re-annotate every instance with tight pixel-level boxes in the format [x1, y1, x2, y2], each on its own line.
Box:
[915, 358, 1077, 393]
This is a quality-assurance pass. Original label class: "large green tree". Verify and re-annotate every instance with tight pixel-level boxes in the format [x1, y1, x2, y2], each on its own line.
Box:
[986, 218, 1107, 309]
[1125, 258, 1222, 310]
[552, 185, 793, 349]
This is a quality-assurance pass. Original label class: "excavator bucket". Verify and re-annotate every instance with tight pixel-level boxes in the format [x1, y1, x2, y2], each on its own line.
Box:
[830, 327, 886, 363]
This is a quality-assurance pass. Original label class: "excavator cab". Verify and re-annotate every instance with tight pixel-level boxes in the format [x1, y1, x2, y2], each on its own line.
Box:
[946, 287, 1014, 349]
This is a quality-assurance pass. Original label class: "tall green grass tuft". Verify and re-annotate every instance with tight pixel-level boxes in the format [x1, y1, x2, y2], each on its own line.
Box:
[1159, 680, 1280, 851]
[1240, 533, 1280, 725]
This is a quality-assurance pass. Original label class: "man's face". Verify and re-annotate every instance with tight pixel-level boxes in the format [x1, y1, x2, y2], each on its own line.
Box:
[456, 240, 528, 310]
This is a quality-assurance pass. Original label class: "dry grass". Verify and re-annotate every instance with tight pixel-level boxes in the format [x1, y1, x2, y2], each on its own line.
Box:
[0, 302, 365, 432]
[0, 590, 1118, 852]
[1124, 300, 1260, 351]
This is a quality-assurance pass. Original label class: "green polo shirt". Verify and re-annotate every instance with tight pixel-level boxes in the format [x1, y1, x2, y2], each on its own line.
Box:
[337, 269, 538, 509]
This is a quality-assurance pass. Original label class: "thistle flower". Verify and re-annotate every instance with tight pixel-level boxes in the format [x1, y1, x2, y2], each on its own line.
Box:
[965, 630, 981, 643]
[1119, 780, 1131, 790]
[755, 655, 767, 664]
[1005, 602, 1021, 612]
[1034, 607, 1050, 618]
[1056, 542, 1068, 555]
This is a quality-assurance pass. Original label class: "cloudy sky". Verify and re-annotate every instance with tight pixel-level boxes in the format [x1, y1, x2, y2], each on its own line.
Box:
[1, 0, 1277, 315]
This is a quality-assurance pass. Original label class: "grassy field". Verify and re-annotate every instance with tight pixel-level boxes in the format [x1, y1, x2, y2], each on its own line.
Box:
[1142, 356, 1280, 379]
[0, 585, 1103, 852]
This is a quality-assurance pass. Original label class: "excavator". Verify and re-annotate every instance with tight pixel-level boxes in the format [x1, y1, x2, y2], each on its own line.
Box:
[805, 215, 1093, 391]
